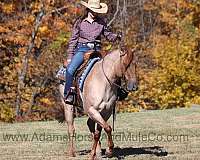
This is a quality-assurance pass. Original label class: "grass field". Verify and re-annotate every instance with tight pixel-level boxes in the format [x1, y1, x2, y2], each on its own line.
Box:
[0, 107, 200, 160]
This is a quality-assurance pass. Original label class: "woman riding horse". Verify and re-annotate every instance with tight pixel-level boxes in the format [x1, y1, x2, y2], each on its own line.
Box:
[64, 0, 121, 104]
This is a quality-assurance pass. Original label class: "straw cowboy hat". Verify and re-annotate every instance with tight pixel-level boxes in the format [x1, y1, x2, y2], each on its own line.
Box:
[80, 0, 108, 14]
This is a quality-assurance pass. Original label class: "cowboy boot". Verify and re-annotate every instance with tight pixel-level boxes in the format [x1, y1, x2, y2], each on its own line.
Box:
[64, 88, 74, 105]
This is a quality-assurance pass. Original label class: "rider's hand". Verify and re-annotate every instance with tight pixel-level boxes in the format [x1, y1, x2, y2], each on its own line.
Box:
[63, 59, 71, 68]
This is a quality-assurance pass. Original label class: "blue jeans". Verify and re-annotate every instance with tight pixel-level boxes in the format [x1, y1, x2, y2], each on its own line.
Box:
[64, 44, 100, 96]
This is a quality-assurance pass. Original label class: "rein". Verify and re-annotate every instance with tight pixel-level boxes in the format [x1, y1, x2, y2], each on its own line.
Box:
[101, 48, 128, 132]
[101, 52, 127, 91]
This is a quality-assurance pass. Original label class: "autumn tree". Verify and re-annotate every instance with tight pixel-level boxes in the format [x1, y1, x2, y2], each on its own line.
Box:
[132, 0, 200, 109]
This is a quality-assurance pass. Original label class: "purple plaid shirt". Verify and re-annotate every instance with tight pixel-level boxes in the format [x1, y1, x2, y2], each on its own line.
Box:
[66, 17, 118, 60]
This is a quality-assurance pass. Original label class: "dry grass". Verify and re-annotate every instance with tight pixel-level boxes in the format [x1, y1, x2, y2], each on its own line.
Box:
[0, 107, 200, 160]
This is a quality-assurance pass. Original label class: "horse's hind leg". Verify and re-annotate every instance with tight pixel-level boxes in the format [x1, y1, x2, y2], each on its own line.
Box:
[87, 107, 114, 158]
[87, 118, 102, 160]
[59, 84, 76, 156]
[64, 103, 76, 157]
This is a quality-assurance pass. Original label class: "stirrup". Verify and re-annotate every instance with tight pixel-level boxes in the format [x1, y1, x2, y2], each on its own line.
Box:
[64, 88, 74, 105]
[64, 94, 74, 105]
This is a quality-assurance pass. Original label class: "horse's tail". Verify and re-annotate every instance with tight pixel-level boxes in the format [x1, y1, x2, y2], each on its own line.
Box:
[53, 105, 65, 123]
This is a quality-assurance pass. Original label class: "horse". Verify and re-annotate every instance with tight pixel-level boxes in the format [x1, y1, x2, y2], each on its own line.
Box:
[58, 47, 138, 160]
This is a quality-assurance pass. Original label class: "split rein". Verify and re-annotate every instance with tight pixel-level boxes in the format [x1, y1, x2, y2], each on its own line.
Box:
[101, 48, 128, 92]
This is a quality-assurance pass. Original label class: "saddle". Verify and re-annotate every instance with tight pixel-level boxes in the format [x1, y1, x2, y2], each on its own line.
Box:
[72, 50, 101, 107]
[56, 50, 101, 107]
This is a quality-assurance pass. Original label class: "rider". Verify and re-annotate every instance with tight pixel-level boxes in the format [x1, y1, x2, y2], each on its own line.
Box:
[64, 0, 121, 104]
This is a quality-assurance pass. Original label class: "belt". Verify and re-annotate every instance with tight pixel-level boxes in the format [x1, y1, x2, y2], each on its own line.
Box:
[80, 42, 101, 49]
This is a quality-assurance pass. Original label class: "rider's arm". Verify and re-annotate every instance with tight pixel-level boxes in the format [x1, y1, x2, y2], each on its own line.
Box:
[99, 17, 119, 42]
[103, 25, 118, 42]
[66, 19, 81, 61]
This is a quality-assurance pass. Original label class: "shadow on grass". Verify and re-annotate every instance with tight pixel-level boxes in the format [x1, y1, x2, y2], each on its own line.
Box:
[79, 146, 168, 159]
[111, 146, 168, 159]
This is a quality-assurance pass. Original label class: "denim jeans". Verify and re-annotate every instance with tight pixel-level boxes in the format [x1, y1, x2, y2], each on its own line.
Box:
[64, 43, 100, 96]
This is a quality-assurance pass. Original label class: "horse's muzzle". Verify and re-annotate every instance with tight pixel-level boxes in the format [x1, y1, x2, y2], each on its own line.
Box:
[127, 82, 138, 92]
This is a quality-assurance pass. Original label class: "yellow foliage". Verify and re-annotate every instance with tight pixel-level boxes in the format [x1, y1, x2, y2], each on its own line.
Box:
[54, 20, 66, 30]
[1, 3, 14, 14]
[39, 98, 52, 106]
[0, 26, 10, 33]
[39, 26, 49, 34]
[35, 37, 42, 48]
[135, 0, 200, 109]
[24, 16, 35, 25]
[0, 103, 15, 123]
[18, 47, 27, 55]
[149, 26, 200, 108]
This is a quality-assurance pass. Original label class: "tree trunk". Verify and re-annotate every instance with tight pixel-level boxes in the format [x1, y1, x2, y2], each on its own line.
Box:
[16, 8, 45, 117]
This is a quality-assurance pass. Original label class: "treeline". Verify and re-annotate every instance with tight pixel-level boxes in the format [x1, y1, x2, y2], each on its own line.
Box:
[0, 0, 199, 122]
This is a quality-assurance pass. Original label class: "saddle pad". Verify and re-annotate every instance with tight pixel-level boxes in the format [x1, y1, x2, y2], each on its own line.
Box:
[79, 57, 100, 91]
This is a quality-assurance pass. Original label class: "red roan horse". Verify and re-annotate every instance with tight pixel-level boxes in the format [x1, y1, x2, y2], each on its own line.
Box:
[59, 47, 138, 160]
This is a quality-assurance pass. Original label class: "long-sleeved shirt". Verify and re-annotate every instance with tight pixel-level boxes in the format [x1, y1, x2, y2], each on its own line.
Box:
[66, 17, 118, 60]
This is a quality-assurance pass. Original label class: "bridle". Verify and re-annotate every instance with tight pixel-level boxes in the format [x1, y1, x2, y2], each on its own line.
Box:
[101, 47, 129, 92]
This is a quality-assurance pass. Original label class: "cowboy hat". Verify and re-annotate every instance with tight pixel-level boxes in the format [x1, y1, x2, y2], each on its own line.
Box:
[80, 0, 108, 14]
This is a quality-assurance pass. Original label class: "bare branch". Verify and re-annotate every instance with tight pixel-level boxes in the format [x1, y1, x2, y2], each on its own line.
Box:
[139, 0, 145, 41]
[108, 0, 120, 26]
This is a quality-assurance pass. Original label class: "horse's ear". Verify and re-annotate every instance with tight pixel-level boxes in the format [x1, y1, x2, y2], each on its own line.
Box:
[131, 45, 140, 63]
[119, 43, 129, 57]
[121, 48, 132, 70]
[119, 44, 126, 53]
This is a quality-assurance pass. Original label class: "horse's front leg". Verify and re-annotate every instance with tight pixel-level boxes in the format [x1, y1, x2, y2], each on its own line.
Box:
[104, 124, 114, 158]
[96, 124, 103, 159]
[63, 103, 76, 157]
[87, 107, 114, 158]
[87, 118, 102, 160]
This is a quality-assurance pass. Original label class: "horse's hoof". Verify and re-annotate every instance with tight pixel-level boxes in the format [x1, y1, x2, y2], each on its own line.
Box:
[105, 148, 113, 158]
[95, 152, 102, 160]
[88, 151, 96, 160]
[68, 151, 76, 157]
[88, 155, 95, 160]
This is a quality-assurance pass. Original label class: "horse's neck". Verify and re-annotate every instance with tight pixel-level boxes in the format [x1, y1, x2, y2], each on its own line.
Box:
[101, 49, 132, 80]
[101, 49, 121, 81]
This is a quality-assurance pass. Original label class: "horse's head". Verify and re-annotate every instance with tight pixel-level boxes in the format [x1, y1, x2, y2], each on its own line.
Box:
[120, 48, 138, 92]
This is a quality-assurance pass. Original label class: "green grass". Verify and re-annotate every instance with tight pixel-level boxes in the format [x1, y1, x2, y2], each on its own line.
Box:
[0, 107, 200, 160]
